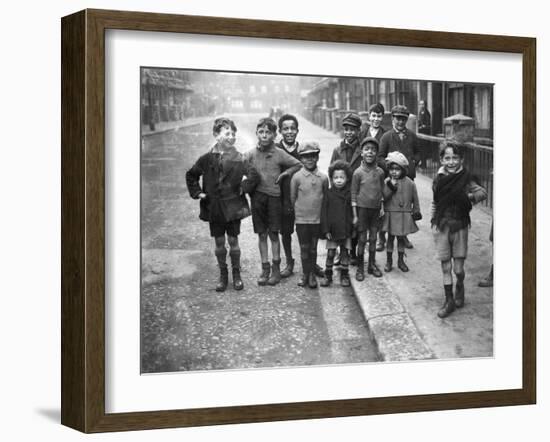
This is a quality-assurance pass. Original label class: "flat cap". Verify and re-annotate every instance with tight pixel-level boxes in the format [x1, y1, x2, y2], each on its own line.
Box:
[341, 112, 362, 128]
[298, 141, 321, 156]
[361, 136, 379, 148]
[391, 105, 410, 117]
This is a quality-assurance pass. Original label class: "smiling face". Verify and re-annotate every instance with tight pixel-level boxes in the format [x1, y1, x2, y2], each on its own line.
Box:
[331, 169, 348, 188]
[392, 115, 408, 131]
[388, 163, 404, 180]
[343, 124, 360, 144]
[215, 125, 236, 150]
[300, 153, 319, 171]
[256, 125, 276, 147]
[440, 147, 464, 174]
[361, 143, 378, 165]
[369, 112, 383, 129]
[279, 119, 298, 146]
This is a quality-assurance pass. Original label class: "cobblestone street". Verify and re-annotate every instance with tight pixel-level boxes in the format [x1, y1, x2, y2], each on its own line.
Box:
[141, 114, 379, 373]
[141, 113, 493, 373]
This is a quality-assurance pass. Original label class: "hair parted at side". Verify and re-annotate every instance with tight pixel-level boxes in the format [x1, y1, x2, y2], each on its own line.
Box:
[256, 117, 278, 133]
[439, 140, 465, 158]
[368, 103, 385, 114]
[277, 114, 299, 130]
[328, 159, 352, 181]
[212, 117, 237, 135]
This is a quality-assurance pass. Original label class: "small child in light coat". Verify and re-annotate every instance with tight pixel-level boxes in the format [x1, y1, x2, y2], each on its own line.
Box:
[381, 151, 422, 273]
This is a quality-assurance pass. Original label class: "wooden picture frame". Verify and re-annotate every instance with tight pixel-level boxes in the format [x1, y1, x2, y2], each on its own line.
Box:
[61, 8, 536, 433]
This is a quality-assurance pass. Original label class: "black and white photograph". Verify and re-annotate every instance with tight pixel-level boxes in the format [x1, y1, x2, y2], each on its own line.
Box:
[140, 68, 494, 374]
[140, 68, 495, 374]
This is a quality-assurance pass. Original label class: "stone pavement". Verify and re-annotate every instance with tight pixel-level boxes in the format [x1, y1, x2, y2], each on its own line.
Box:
[301, 116, 494, 362]
[141, 116, 214, 137]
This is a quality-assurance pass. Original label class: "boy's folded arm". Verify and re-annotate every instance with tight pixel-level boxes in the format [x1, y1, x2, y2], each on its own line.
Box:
[467, 180, 488, 204]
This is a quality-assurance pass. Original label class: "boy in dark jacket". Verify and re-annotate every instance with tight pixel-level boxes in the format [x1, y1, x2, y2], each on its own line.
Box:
[320, 160, 353, 287]
[186, 117, 258, 292]
[431, 142, 487, 318]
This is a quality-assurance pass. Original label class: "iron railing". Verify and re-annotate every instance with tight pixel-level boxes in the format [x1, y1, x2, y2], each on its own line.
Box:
[417, 133, 493, 210]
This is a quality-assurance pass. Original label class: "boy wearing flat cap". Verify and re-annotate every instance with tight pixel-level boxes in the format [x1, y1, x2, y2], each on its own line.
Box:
[330, 112, 363, 264]
[379, 105, 421, 180]
[379, 105, 421, 249]
[291, 141, 329, 289]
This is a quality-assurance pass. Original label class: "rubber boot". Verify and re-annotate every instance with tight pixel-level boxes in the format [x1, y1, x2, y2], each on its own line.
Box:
[298, 257, 310, 287]
[232, 268, 244, 291]
[367, 252, 382, 277]
[455, 273, 465, 308]
[355, 254, 365, 281]
[308, 269, 318, 289]
[384, 252, 393, 272]
[257, 262, 271, 286]
[437, 285, 456, 318]
[320, 269, 333, 287]
[267, 259, 281, 286]
[376, 231, 386, 252]
[280, 258, 294, 278]
[230, 250, 243, 290]
[340, 268, 351, 287]
[215, 265, 229, 292]
[397, 252, 409, 272]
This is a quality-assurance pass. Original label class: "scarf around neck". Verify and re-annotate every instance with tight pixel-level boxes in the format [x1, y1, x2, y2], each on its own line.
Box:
[432, 168, 473, 232]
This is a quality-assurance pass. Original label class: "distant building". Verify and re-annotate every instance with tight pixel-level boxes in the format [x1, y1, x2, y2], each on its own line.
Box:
[303, 77, 493, 143]
[141, 69, 194, 126]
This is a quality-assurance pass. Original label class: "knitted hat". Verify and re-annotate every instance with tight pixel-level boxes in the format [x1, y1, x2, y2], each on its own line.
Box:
[298, 141, 321, 156]
[385, 151, 409, 169]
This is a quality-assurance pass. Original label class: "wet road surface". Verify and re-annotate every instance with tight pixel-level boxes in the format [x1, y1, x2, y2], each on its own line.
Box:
[140, 113, 379, 373]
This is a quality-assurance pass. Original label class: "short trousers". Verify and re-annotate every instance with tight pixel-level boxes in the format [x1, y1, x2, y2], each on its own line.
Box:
[251, 191, 282, 234]
[295, 223, 320, 245]
[209, 219, 241, 238]
[280, 206, 295, 235]
[326, 238, 352, 250]
[433, 225, 468, 261]
[356, 207, 381, 233]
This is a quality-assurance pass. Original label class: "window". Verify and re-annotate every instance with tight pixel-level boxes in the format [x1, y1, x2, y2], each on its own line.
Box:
[474, 87, 491, 130]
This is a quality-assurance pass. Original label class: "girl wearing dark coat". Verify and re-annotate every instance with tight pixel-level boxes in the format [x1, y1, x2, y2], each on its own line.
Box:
[320, 160, 354, 287]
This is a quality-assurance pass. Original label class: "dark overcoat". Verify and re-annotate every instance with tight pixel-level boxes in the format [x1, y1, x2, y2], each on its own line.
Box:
[378, 129, 421, 179]
[321, 185, 353, 240]
[330, 140, 362, 173]
[186, 147, 258, 223]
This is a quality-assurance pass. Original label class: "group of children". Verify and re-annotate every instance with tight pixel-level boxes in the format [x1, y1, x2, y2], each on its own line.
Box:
[186, 104, 487, 319]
